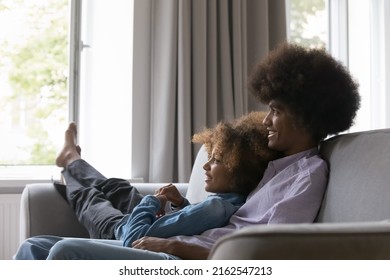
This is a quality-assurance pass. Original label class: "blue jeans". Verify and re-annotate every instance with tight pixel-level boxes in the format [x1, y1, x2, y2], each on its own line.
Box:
[14, 235, 179, 260]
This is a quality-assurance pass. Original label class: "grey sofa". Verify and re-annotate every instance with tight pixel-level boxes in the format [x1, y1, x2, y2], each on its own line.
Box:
[19, 129, 390, 259]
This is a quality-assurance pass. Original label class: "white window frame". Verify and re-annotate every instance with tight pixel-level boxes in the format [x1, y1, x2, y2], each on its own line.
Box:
[69, 0, 82, 125]
[1, 0, 135, 188]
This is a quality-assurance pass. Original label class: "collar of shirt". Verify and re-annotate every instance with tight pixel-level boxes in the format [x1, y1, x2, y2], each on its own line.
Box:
[254, 147, 319, 193]
[213, 193, 246, 205]
[270, 148, 319, 174]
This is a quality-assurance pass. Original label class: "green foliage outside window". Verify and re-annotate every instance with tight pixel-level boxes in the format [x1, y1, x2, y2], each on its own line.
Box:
[289, 0, 326, 49]
[0, 0, 69, 165]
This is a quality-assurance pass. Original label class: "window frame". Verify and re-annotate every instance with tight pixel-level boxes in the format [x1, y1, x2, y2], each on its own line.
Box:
[69, 0, 82, 125]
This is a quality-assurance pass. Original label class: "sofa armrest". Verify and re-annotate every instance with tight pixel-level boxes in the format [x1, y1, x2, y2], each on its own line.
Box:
[20, 182, 189, 242]
[208, 221, 390, 260]
[130, 183, 188, 197]
[20, 183, 90, 242]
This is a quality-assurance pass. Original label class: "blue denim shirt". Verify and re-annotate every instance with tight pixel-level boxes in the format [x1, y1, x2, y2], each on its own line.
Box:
[114, 193, 245, 247]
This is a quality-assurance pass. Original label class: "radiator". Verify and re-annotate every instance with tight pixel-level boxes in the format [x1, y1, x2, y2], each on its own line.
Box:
[0, 194, 21, 260]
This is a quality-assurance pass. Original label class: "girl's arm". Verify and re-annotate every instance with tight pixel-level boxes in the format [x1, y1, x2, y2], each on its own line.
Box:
[116, 195, 162, 247]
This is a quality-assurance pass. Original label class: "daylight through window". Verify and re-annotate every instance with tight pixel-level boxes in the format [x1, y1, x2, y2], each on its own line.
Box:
[0, 0, 70, 177]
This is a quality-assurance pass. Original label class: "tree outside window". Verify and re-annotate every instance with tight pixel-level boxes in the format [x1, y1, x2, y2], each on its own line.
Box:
[288, 0, 327, 49]
[0, 0, 69, 166]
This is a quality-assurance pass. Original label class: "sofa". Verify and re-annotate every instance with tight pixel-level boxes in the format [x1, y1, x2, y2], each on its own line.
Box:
[19, 128, 390, 259]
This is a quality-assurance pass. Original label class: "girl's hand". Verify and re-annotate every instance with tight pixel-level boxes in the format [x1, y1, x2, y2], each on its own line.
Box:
[155, 194, 167, 217]
[155, 184, 184, 207]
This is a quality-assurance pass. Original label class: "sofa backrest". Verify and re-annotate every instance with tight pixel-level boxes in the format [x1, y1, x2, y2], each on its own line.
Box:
[186, 129, 390, 223]
[185, 145, 210, 203]
[317, 128, 390, 223]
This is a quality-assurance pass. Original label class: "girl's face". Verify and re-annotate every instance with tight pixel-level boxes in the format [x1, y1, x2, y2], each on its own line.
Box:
[203, 148, 233, 193]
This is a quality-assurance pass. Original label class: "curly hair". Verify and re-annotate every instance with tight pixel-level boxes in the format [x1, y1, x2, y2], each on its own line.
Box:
[192, 111, 282, 196]
[248, 42, 361, 141]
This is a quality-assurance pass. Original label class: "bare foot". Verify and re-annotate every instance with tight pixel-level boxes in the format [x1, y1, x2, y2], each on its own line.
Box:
[55, 122, 81, 168]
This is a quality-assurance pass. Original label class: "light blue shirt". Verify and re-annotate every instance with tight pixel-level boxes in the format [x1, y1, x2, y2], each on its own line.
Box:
[114, 192, 246, 247]
[169, 148, 329, 249]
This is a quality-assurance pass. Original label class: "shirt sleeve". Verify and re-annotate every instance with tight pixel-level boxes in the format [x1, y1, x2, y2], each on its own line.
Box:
[114, 195, 161, 247]
[144, 196, 240, 239]
[170, 197, 190, 211]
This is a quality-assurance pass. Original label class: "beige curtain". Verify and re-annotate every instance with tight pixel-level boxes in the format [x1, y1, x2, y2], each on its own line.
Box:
[131, 0, 286, 183]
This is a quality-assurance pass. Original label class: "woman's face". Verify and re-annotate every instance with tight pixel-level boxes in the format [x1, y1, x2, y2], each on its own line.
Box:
[203, 148, 233, 193]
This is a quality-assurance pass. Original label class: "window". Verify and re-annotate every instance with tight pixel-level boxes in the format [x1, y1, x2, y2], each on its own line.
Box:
[346, 0, 390, 131]
[0, 0, 134, 180]
[0, 0, 70, 178]
[286, 0, 328, 49]
[286, 0, 390, 133]
[78, 0, 134, 178]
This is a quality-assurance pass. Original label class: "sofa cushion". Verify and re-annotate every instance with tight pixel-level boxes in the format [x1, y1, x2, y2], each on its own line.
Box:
[317, 129, 390, 223]
[209, 221, 390, 259]
[185, 145, 209, 204]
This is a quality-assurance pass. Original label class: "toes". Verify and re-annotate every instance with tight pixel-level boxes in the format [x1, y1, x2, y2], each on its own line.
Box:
[65, 122, 78, 145]
[69, 122, 77, 134]
[76, 145, 81, 155]
[65, 129, 75, 145]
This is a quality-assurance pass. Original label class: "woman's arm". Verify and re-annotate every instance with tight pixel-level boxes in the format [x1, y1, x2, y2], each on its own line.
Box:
[132, 236, 210, 260]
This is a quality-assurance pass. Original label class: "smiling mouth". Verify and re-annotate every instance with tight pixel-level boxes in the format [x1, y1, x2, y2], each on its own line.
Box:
[268, 131, 277, 138]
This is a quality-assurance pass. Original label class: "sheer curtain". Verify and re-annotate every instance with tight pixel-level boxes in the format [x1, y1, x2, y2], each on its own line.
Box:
[345, 0, 390, 132]
[131, 0, 286, 183]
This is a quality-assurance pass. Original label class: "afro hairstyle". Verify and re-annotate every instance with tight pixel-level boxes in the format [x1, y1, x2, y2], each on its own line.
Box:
[247, 42, 361, 141]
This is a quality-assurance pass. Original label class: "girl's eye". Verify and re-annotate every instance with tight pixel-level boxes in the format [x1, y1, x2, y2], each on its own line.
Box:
[208, 155, 221, 164]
